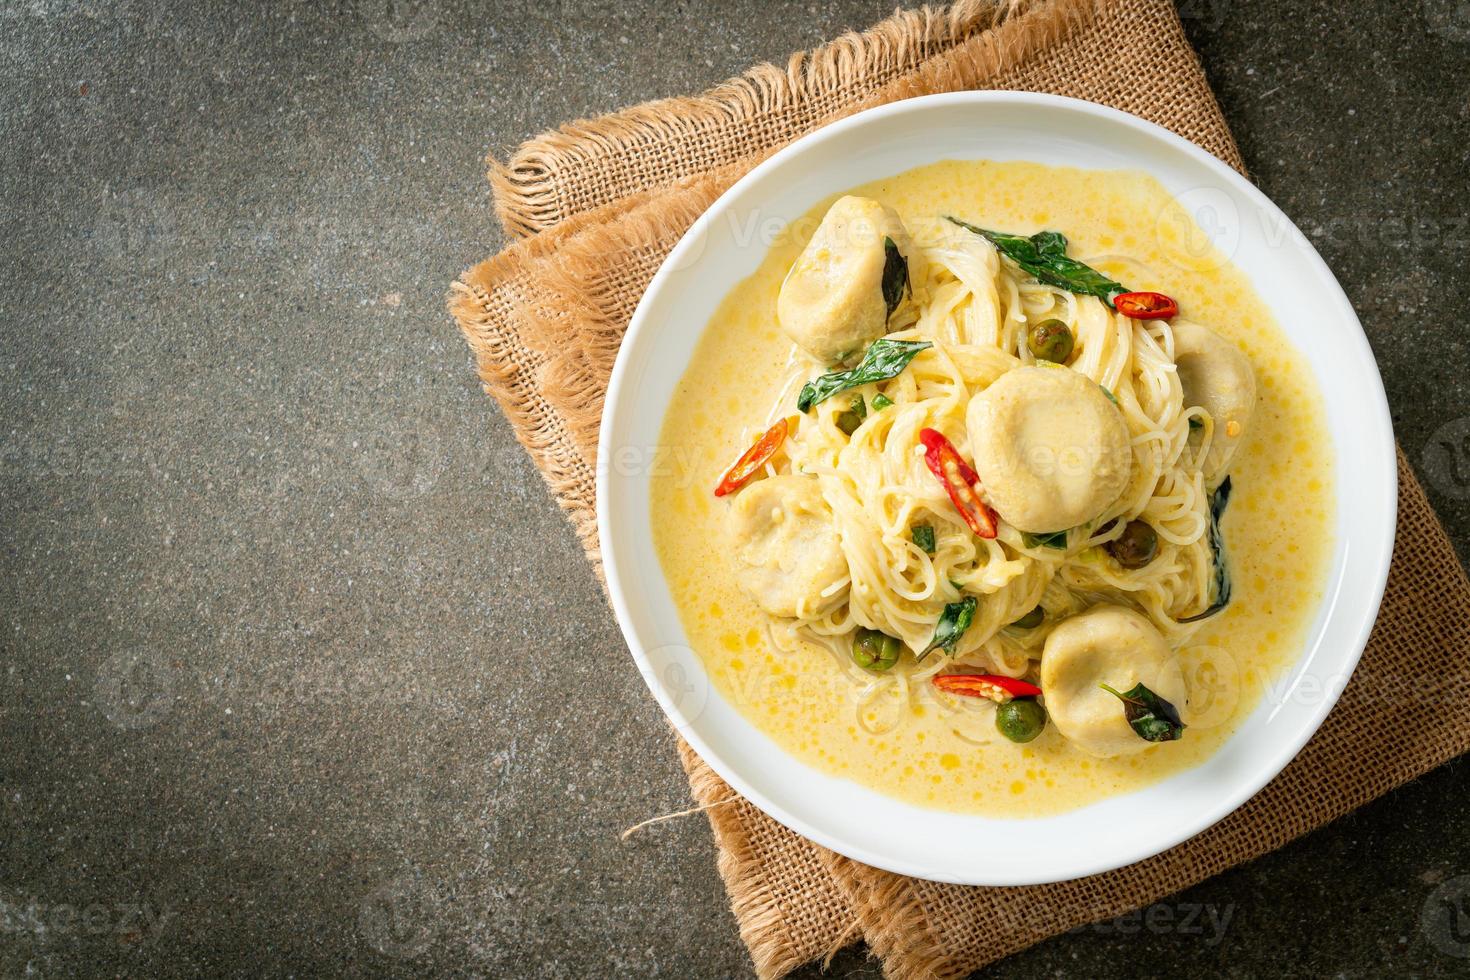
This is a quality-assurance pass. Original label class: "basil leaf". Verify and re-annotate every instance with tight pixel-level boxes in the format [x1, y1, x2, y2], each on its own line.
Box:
[912, 524, 936, 554]
[797, 339, 932, 412]
[1100, 682, 1187, 742]
[1179, 476, 1233, 623]
[881, 236, 908, 318]
[1188, 416, 1203, 432]
[1099, 385, 1119, 406]
[871, 393, 894, 411]
[1029, 229, 1069, 256]
[1022, 529, 1068, 550]
[919, 596, 977, 661]
[945, 218, 1127, 307]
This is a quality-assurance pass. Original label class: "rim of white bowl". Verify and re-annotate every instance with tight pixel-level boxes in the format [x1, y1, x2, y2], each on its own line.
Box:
[596, 91, 1397, 885]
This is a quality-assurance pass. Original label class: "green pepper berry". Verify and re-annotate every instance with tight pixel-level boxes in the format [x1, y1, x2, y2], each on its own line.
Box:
[836, 394, 867, 436]
[851, 628, 901, 671]
[1028, 319, 1075, 364]
[1010, 606, 1044, 630]
[1106, 519, 1159, 569]
[995, 698, 1047, 743]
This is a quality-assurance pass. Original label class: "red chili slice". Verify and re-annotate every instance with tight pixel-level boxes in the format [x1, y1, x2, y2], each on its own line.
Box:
[1113, 291, 1179, 320]
[713, 418, 789, 497]
[933, 673, 1042, 703]
[919, 428, 998, 539]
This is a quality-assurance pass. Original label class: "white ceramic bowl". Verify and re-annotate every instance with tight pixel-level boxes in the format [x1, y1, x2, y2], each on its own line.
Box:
[597, 92, 1396, 885]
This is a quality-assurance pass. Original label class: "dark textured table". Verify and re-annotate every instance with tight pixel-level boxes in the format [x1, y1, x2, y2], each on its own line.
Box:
[3, 1, 1469, 976]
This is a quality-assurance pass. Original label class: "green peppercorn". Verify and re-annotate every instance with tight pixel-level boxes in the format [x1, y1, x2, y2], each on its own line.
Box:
[1010, 606, 1044, 630]
[836, 394, 867, 436]
[1105, 519, 1160, 569]
[851, 628, 901, 671]
[1028, 319, 1075, 363]
[995, 698, 1047, 743]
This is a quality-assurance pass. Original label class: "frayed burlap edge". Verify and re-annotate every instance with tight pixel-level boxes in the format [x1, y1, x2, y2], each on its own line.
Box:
[450, 173, 736, 579]
[489, 0, 1047, 238]
[487, 0, 1242, 242]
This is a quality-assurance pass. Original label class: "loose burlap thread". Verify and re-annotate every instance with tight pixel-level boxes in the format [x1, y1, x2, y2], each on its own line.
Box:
[450, 1, 1470, 976]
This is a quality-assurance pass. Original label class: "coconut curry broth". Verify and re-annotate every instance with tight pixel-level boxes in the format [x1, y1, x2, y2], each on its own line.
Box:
[650, 160, 1335, 816]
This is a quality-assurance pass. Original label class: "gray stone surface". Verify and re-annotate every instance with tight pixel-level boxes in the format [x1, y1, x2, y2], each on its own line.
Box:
[1, 0, 1468, 976]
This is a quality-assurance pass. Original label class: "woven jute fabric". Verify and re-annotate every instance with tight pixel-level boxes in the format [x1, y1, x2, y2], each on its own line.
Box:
[449, 0, 1470, 976]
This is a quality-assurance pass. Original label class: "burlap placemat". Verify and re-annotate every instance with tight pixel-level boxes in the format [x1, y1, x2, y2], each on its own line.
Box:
[450, 1, 1470, 976]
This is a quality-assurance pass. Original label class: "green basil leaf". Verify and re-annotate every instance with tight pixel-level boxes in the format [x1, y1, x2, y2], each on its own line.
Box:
[1021, 529, 1069, 550]
[1188, 416, 1203, 432]
[945, 218, 1127, 307]
[882, 236, 908, 318]
[912, 524, 936, 554]
[1179, 476, 1233, 623]
[1029, 229, 1069, 257]
[797, 339, 932, 412]
[871, 393, 894, 411]
[1100, 681, 1187, 742]
[919, 596, 977, 661]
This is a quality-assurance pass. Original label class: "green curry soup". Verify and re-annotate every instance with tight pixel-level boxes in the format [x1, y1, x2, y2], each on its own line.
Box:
[651, 160, 1334, 816]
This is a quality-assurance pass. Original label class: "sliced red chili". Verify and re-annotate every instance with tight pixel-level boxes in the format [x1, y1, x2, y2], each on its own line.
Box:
[1113, 291, 1178, 320]
[919, 428, 998, 539]
[713, 418, 789, 497]
[933, 673, 1042, 703]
